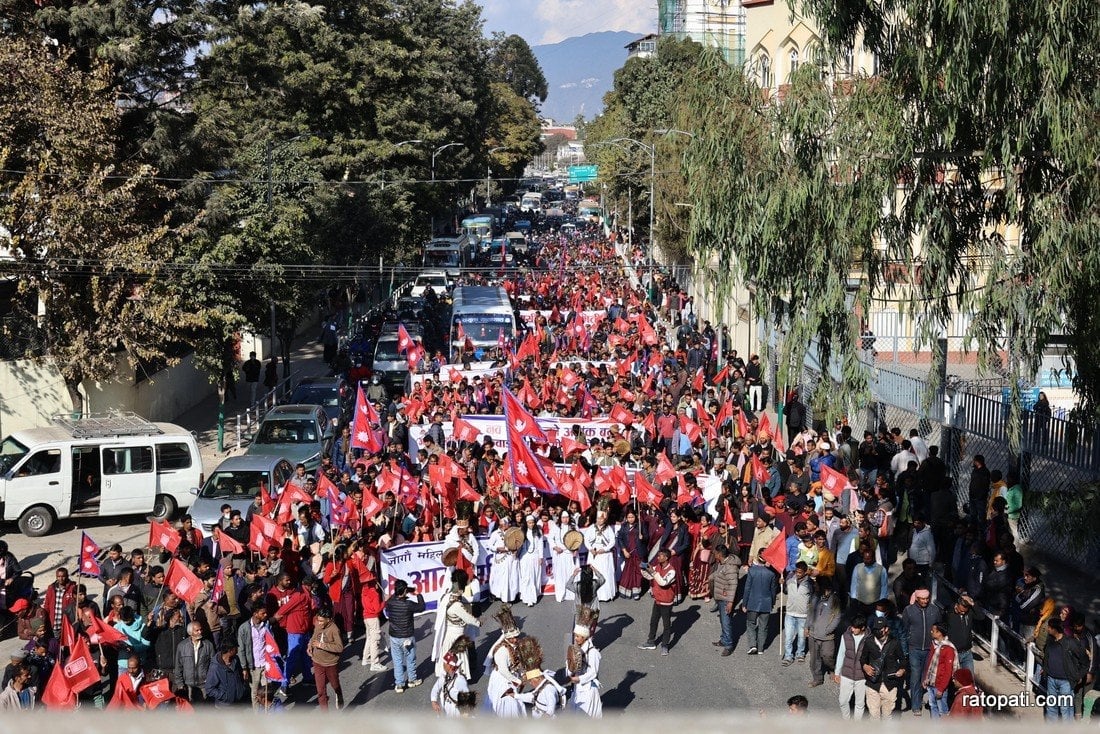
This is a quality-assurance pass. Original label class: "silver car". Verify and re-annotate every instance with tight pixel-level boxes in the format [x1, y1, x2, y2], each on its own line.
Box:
[188, 454, 293, 537]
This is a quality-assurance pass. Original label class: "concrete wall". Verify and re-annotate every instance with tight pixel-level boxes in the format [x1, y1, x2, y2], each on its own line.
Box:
[0, 352, 215, 436]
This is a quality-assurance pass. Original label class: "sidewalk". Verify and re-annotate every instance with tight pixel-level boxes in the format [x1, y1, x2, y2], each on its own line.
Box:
[173, 337, 330, 472]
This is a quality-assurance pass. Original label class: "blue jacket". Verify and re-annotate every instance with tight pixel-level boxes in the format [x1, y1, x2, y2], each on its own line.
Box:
[742, 563, 778, 613]
[204, 655, 248, 706]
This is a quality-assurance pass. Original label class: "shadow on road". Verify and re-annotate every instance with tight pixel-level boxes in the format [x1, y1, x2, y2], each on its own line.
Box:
[594, 612, 631, 648]
[669, 603, 701, 649]
[603, 669, 647, 708]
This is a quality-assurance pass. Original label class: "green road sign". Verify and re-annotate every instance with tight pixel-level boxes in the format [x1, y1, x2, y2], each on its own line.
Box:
[568, 164, 599, 183]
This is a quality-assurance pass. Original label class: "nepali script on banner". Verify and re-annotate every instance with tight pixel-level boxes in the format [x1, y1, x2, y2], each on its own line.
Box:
[408, 415, 620, 456]
[379, 538, 557, 613]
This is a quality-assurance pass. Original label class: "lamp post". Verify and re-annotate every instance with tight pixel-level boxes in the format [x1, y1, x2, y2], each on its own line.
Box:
[486, 146, 509, 209]
[430, 142, 465, 237]
[592, 137, 656, 288]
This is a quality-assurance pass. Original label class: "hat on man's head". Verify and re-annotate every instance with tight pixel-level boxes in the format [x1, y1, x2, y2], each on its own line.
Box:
[7, 598, 29, 614]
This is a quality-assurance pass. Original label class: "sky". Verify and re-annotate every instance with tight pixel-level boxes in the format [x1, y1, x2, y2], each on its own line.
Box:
[479, 0, 657, 45]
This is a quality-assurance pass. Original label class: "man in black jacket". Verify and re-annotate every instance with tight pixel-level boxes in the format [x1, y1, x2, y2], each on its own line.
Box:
[968, 455, 991, 523]
[861, 618, 907, 720]
[142, 605, 188, 683]
[384, 580, 425, 693]
[946, 595, 976, 673]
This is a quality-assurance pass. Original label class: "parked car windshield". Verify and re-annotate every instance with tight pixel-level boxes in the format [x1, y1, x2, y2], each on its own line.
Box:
[254, 419, 319, 445]
[374, 339, 402, 362]
[0, 437, 29, 474]
[290, 385, 340, 408]
[199, 470, 266, 499]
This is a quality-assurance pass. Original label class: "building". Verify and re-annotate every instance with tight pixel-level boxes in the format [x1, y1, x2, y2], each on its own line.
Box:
[626, 33, 658, 60]
[658, 0, 746, 65]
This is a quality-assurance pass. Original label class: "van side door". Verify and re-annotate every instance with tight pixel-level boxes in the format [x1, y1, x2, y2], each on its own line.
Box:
[100, 444, 155, 516]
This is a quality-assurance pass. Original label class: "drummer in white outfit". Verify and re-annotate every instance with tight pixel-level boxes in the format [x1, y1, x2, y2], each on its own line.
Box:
[518, 514, 546, 607]
[487, 516, 520, 603]
[549, 511, 578, 602]
[567, 619, 603, 717]
[582, 511, 618, 603]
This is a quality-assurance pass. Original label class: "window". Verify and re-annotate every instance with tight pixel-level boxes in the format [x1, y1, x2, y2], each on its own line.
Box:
[760, 55, 772, 88]
[16, 449, 61, 477]
[103, 446, 153, 474]
[156, 443, 193, 472]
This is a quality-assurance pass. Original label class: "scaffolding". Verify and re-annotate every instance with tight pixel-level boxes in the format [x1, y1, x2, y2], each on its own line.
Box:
[52, 412, 164, 439]
[658, 0, 685, 36]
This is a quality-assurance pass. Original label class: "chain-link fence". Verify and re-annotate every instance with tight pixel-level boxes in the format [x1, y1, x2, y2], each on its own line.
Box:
[0, 316, 46, 360]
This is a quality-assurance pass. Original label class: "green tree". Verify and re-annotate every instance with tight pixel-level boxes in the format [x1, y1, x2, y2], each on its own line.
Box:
[488, 32, 549, 107]
[0, 36, 201, 415]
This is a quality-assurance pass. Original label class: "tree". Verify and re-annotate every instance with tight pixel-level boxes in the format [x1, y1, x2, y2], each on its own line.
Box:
[0, 36, 201, 415]
[488, 33, 548, 107]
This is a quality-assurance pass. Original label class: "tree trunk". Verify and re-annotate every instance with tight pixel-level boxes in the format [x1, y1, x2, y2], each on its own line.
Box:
[65, 377, 84, 418]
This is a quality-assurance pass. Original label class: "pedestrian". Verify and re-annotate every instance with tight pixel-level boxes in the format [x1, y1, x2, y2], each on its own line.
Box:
[708, 544, 741, 657]
[204, 642, 249, 708]
[834, 615, 870, 719]
[359, 568, 386, 671]
[902, 587, 943, 715]
[742, 551, 779, 655]
[267, 572, 314, 693]
[384, 579, 425, 693]
[806, 583, 842, 687]
[242, 351, 262, 404]
[518, 514, 546, 606]
[307, 608, 345, 709]
[236, 605, 272, 709]
[1043, 618, 1087, 721]
[174, 621, 214, 703]
[431, 570, 479, 679]
[638, 549, 677, 655]
[945, 595, 976, 673]
[263, 355, 279, 393]
[949, 668, 983, 718]
[861, 618, 906, 719]
[922, 623, 958, 718]
[782, 562, 812, 665]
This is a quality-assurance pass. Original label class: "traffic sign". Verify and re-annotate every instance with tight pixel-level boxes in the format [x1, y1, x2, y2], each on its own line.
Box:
[568, 164, 599, 183]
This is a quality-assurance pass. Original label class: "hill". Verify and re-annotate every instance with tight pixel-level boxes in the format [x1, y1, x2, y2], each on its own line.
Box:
[532, 30, 639, 123]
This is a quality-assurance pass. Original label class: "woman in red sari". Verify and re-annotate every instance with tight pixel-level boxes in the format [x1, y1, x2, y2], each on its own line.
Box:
[688, 513, 719, 600]
[615, 509, 647, 599]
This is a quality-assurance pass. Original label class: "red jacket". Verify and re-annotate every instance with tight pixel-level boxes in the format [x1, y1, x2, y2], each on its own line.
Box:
[268, 588, 313, 634]
[923, 641, 958, 695]
[43, 580, 77, 632]
[648, 561, 677, 605]
[360, 584, 383, 619]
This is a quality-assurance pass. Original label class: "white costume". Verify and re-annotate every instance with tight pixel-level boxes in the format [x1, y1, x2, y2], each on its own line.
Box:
[485, 633, 525, 718]
[515, 671, 566, 718]
[487, 526, 520, 602]
[582, 522, 618, 602]
[430, 591, 480, 678]
[518, 527, 545, 606]
[430, 671, 469, 717]
[568, 638, 603, 718]
[442, 526, 482, 598]
[549, 518, 577, 602]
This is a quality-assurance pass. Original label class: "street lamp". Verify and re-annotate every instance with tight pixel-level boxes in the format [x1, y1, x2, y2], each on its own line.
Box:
[430, 142, 465, 237]
[594, 137, 655, 275]
[486, 146, 510, 208]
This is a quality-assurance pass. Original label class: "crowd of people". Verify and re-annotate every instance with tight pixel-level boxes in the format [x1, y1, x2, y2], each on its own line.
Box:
[0, 217, 1093, 721]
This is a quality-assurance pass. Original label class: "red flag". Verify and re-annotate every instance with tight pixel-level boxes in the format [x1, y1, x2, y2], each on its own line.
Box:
[634, 472, 663, 506]
[165, 559, 202, 604]
[559, 435, 586, 457]
[751, 454, 770, 485]
[559, 476, 592, 512]
[503, 387, 548, 442]
[570, 461, 593, 489]
[361, 488, 384, 520]
[560, 367, 582, 388]
[85, 614, 127, 646]
[262, 652, 285, 682]
[656, 453, 677, 484]
[452, 416, 481, 444]
[108, 676, 142, 709]
[249, 513, 286, 554]
[148, 519, 180, 552]
[593, 467, 611, 495]
[641, 411, 656, 437]
[78, 532, 102, 577]
[448, 366, 463, 384]
[820, 464, 848, 497]
[216, 528, 244, 556]
[259, 480, 276, 516]
[456, 477, 482, 502]
[675, 474, 693, 505]
[406, 344, 424, 370]
[175, 698, 195, 713]
[759, 412, 772, 439]
[64, 635, 104, 694]
[692, 368, 705, 393]
[724, 500, 737, 528]
[761, 529, 788, 573]
[435, 452, 467, 480]
[397, 323, 413, 353]
[211, 566, 226, 605]
[614, 316, 630, 334]
[60, 614, 76, 649]
[773, 427, 786, 453]
[715, 400, 732, 428]
[609, 465, 631, 505]
[712, 364, 730, 385]
[350, 384, 374, 451]
[736, 409, 751, 438]
[610, 403, 635, 426]
[679, 415, 701, 444]
[41, 663, 77, 709]
[507, 426, 556, 493]
[140, 677, 176, 708]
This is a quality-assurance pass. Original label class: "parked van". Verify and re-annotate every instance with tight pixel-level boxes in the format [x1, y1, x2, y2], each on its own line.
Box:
[0, 413, 202, 537]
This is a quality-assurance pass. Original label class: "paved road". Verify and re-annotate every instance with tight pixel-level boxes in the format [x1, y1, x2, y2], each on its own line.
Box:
[2, 518, 844, 715]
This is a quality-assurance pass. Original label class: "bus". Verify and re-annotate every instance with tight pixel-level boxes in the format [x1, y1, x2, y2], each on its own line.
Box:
[450, 285, 515, 360]
[460, 215, 493, 246]
[578, 199, 602, 222]
[421, 235, 470, 276]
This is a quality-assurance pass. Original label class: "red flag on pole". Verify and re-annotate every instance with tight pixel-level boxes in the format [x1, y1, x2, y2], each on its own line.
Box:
[507, 428, 556, 493]
[503, 387, 548, 442]
[249, 513, 286, 554]
[736, 410, 751, 439]
[41, 663, 77, 709]
[85, 614, 128, 646]
[397, 323, 413, 353]
[351, 384, 374, 451]
[64, 635, 104, 694]
[820, 464, 848, 497]
[165, 559, 202, 604]
[215, 528, 245, 556]
[77, 532, 102, 577]
[692, 368, 705, 393]
[634, 472, 663, 506]
[60, 614, 77, 649]
[148, 519, 180, 552]
[361, 488, 384, 520]
[712, 364, 730, 385]
[761, 529, 788, 573]
[452, 416, 481, 444]
[724, 500, 737, 528]
[140, 677, 176, 708]
[759, 412, 772, 438]
[656, 453, 677, 484]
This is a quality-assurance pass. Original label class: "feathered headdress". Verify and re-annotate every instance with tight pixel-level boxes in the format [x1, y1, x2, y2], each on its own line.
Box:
[573, 605, 599, 638]
[515, 636, 545, 681]
[494, 604, 520, 638]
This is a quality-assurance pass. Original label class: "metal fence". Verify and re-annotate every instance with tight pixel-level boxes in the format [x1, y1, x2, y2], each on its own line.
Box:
[0, 316, 46, 360]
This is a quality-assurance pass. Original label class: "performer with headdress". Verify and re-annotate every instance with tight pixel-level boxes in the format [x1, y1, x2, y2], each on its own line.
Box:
[484, 605, 525, 717]
[513, 636, 566, 718]
[487, 515, 520, 603]
[582, 503, 618, 603]
[549, 511, 579, 602]
[566, 565, 607, 614]
[431, 569, 481, 678]
[442, 501, 482, 600]
[430, 641, 471, 717]
[518, 514, 545, 607]
[566, 606, 603, 718]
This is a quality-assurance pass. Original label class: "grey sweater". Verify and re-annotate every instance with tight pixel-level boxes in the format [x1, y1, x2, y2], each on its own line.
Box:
[785, 576, 814, 617]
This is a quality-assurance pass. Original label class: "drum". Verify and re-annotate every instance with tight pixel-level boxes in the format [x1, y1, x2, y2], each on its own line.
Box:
[563, 529, 584, 551]
[504, 527, 525, 552]
[442, 547, 460, 567]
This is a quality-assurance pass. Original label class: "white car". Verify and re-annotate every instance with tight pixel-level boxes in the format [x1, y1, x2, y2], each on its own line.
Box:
[409, 270, 450, 298]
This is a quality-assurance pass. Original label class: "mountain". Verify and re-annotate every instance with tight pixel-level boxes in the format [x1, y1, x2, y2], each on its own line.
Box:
[532, 30, 639, 123]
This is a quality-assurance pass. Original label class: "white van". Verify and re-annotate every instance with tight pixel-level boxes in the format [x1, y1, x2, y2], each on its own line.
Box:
[0, 413, 203, 536]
